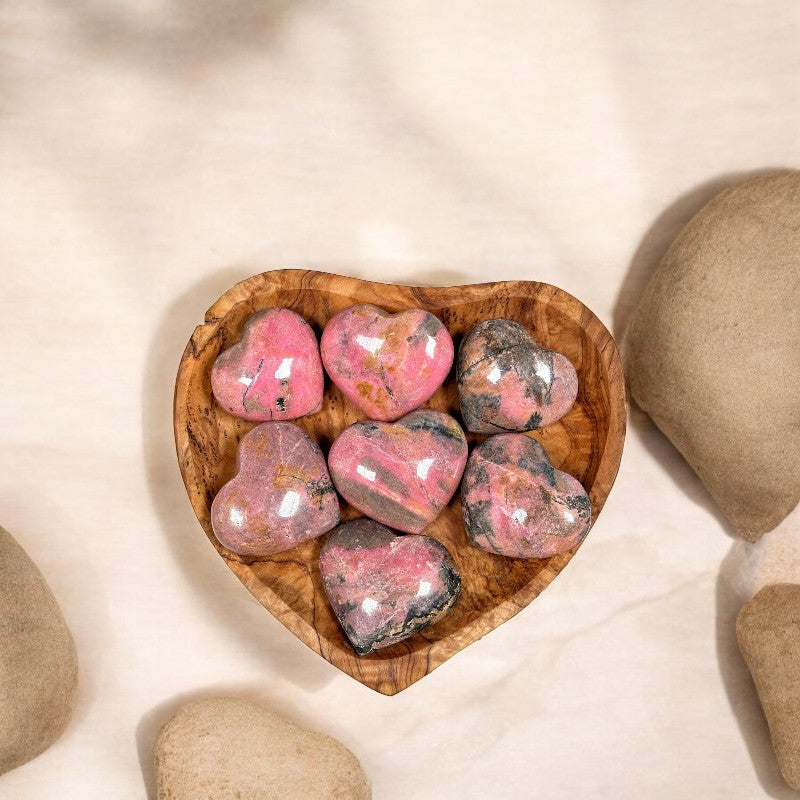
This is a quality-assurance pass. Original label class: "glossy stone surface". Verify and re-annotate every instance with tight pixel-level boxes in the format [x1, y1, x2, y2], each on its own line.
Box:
[211, 422, 339, 557]
[328, 410, 467, 534]
[461, 433, 591, 559]
[211, 308, 324, 422]
[319, 519, 461, 655]
[320, 304, 453, 421]
[457, 318, 578, 432]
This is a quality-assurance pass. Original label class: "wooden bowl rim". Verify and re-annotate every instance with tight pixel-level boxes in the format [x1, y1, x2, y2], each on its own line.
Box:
[174, 269, 627, 694]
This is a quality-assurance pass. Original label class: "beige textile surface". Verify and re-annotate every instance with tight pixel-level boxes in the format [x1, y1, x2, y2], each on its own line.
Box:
[1, 2, 799, 797]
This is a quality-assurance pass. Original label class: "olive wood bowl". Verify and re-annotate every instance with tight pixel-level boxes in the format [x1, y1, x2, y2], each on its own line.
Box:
[174, 269, 626, 694]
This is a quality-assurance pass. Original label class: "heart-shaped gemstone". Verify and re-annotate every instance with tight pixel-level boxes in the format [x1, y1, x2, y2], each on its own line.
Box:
[211, 308, 324, 422]
[461, 433, 591, 559]
[320, 304, 454, 421]
[319, 519, 461, 655]
[457, 318, 578, 432]
[211, 422, 339, 557]
[328, 410, 467, 534]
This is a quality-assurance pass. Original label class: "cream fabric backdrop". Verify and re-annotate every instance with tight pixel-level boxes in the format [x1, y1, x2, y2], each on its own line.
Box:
[1, 2, 799, 797]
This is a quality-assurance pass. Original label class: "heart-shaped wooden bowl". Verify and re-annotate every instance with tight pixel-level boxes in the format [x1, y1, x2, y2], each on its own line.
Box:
[174, 269, 626, 694]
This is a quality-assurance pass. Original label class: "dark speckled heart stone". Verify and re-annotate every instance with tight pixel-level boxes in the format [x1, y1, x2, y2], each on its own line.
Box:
[327, 410, 468, 534]
[457, 318, 578, 433]
[461, 433, 591, 559]
[319, 519, 461, 655]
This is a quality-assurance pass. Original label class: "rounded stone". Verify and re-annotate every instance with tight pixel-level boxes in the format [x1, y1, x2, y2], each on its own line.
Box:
[625, 172, 800, 540]
[737, 584, 800, 789]
[154, 697, 371, 800]
[0, 525, 78, 776]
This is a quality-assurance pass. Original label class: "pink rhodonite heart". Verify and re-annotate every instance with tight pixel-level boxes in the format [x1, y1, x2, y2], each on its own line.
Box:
[211, 308, 324, 422]
[461, 433, 591, 559]
[211, 422, 340, 557]
[327, 410, 467, 534]
[319, 518, 461, 655]
[320, 304, 454, 421]
[457, 318, 578, 432]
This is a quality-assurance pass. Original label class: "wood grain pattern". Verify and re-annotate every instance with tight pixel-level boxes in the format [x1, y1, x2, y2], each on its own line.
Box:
[174, 270, 626, 695]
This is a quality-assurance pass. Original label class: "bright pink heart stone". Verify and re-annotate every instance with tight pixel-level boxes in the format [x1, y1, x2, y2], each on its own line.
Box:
[320, 304, 454, 421]
[211, 308, 324, 422]
[211, 422, 340, 557]
[327, 410, 467, 534]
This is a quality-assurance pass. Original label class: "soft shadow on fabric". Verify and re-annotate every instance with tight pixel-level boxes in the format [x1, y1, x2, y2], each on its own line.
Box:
[51, 0, 304, 72]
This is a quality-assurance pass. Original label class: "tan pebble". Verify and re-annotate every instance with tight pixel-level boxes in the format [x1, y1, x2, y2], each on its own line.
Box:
[0, 525, 78, 775]
[154, 697, 371, 800]
[625, 171, 800, 540]
[737, 584, 800, 788]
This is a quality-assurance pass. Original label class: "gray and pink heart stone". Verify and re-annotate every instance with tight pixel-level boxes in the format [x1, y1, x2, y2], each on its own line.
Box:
[457, 319, 578, 433]
[319, 519, 461, 655]
[461, 433, 591, 559]
[211, 422, 340, 557]
[327, 409, 468, 534]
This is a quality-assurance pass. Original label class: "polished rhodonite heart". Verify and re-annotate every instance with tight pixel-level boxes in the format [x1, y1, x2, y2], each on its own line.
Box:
[319, 519, 461, 655]
[320, 304, 454, 421]
[211, 308, 324, 422]
[327, 410, 467, 534]
[211, 422, 340, 557]
[457, 318, 578, 432]
[461, 433, 591, 559]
